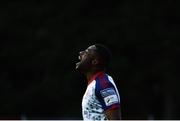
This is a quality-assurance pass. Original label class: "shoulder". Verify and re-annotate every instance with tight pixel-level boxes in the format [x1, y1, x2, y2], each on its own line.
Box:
[95, 73, 115, 89]
[94, 73, 120, 110]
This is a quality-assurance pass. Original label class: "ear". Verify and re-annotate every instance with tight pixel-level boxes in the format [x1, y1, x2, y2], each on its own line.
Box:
[92, 59, 99, 65]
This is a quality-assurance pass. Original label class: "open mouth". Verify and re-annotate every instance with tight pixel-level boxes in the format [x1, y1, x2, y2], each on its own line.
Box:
[76, 55, 82, 69]
[76, 61, 80, 66]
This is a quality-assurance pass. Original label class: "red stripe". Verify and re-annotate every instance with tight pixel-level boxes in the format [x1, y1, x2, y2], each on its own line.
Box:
[106, 104, 120, 111]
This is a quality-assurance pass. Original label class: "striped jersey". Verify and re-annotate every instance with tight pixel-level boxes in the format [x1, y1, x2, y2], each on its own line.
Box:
[82, 71, 120, 120]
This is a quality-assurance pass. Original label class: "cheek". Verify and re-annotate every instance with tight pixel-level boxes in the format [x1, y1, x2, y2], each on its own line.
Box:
[82, 58, 92, 66]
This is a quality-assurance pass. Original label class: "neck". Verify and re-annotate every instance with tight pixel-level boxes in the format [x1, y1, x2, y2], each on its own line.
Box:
[86, 69, 104, 85]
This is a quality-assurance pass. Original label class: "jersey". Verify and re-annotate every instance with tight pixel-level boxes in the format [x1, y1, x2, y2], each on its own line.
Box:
[82, 71, 120, 120]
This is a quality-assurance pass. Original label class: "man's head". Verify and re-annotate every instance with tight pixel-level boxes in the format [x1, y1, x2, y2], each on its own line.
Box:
[76, 44, 112, 73]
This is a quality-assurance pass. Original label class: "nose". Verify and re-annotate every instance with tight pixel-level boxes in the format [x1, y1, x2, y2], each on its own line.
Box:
[79, 51, 85, 56]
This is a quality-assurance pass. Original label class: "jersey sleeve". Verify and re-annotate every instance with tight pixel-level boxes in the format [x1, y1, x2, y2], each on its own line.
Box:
[95, 75, 120, 111]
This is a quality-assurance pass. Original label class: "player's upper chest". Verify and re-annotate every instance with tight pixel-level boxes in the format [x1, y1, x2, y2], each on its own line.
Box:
[83, 80, 96, 100]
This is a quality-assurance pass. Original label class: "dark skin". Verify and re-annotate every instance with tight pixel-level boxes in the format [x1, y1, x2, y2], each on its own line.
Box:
[76, 45, 121, 120]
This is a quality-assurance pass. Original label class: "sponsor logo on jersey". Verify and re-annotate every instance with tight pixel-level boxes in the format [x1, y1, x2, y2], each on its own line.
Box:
[100, 88, 119, 106]
[104, 95, 118, 106]
[100, 88, 116, 97]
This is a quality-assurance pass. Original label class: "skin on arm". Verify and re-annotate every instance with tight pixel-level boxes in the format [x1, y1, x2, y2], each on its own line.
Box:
[105, 107, 121, 120]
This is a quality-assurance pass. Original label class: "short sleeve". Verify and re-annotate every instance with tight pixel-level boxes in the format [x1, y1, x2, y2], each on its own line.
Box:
[95, 74, 120, 111]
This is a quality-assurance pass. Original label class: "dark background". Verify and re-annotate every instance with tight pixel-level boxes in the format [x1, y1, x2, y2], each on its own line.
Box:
[0, 0, 179, 120]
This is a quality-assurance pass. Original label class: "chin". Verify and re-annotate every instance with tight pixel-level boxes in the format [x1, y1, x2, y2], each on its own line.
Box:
[75, 66, 79, 71]
[76, 62, 81, 70]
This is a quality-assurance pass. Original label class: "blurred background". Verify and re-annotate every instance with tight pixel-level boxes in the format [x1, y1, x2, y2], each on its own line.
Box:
[0, 0, 179, 120]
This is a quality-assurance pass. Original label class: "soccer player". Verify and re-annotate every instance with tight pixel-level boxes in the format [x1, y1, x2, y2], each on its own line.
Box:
[76, 44, 121, 120]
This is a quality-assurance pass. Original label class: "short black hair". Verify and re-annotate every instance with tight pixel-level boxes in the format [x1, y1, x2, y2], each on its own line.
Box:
[94, 44, 112, 68]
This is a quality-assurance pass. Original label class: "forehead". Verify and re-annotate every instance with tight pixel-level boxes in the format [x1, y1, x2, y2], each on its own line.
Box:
[87, 45, 96, 50]
[85, 45, 97, 54]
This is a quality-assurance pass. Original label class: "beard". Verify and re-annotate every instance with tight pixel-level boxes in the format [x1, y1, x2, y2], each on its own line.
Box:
[76, 59, 92, 73]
